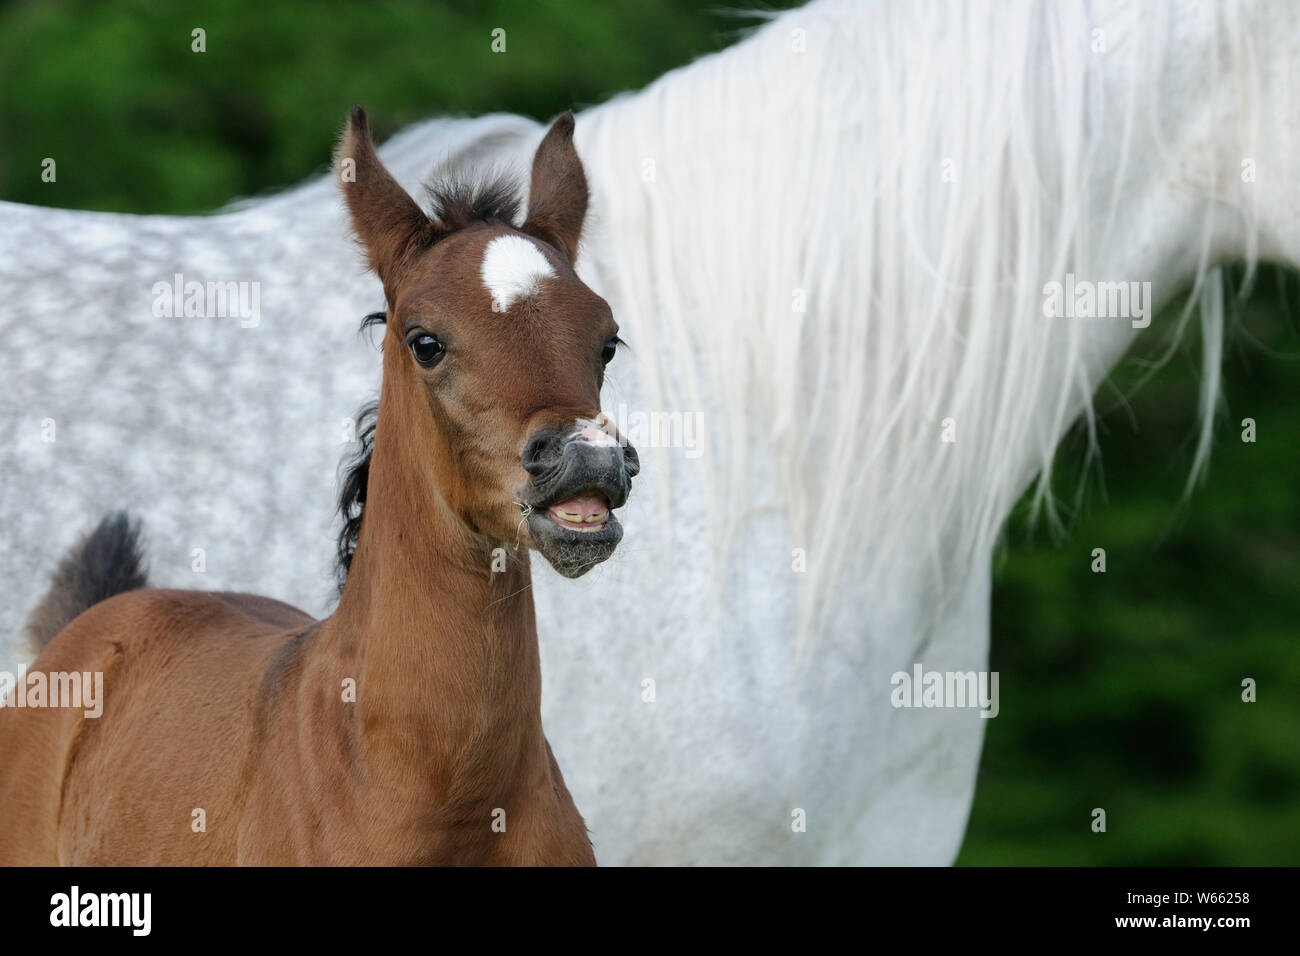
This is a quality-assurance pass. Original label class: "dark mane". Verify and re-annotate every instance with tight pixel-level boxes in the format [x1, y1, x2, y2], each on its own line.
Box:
[335, 398, 378, 592]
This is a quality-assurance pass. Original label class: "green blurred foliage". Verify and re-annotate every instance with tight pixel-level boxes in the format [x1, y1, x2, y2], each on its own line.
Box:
[2, 0, 1295, 864]
[0, 0, 774, 212]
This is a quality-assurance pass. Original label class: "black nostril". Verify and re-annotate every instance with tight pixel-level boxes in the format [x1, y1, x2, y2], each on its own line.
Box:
[522, 430, 563, 476]
[622, 443, 640, 478]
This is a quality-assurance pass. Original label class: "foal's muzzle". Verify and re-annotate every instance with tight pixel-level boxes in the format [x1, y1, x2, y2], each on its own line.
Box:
[521, 425, 639, 578]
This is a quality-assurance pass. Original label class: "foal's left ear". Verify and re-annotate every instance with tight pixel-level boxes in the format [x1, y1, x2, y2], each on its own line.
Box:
[336, 106, 442, 294]
[522, 112, 588, 266]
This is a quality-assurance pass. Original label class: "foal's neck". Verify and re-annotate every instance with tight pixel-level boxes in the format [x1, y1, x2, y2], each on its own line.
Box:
[329, 377, 546, 806]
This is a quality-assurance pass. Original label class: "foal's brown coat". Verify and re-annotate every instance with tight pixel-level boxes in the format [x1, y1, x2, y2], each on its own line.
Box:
[0, 109, 620, 865]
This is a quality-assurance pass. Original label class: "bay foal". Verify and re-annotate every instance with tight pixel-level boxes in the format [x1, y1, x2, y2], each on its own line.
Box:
[0, 108, 636, 865]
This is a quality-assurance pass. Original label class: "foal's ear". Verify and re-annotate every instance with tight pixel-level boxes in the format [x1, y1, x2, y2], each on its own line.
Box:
[336, 106, 441, 291]
[522, 112, 588, 266]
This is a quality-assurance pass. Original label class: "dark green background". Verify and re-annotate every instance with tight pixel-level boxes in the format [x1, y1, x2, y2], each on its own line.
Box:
[4, 0, 1295, 864]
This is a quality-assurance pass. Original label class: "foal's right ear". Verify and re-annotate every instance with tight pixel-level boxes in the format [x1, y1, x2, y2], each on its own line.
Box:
[522, 112, 588, 266]
[336, 106, 441, 293]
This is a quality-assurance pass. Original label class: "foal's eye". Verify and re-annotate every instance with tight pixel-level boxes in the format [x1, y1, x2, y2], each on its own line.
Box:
[410, 334, 446, 368]
[601, 339, 618, 366]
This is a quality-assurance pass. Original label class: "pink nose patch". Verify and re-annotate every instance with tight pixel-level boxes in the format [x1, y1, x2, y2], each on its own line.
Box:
[576, 425, 618, 448]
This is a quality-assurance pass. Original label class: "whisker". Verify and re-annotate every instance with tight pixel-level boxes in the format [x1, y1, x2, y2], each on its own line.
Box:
[488, 580, 533, 609]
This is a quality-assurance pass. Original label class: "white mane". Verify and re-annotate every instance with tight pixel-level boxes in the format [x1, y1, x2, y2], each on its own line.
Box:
[573, 0, 1261, 645]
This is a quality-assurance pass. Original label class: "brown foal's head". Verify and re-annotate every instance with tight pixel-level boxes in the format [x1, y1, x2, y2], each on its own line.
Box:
[337, 107, 637, 577]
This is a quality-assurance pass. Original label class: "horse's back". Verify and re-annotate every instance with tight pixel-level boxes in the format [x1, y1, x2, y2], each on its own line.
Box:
[36, 587, 313, 672]
[0, 588, 314, 864]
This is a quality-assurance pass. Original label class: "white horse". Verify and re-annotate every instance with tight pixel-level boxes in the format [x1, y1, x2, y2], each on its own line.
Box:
[1, 0, 1295, 864]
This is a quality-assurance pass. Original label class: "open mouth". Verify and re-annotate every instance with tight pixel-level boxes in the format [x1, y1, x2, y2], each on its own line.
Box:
[525, 487, 624, 578]
[519, 432, 636, 578]
[545, 491, 611, 532]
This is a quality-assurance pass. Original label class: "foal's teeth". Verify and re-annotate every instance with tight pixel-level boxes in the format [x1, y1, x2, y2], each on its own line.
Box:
[548, 494, 610, 527]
